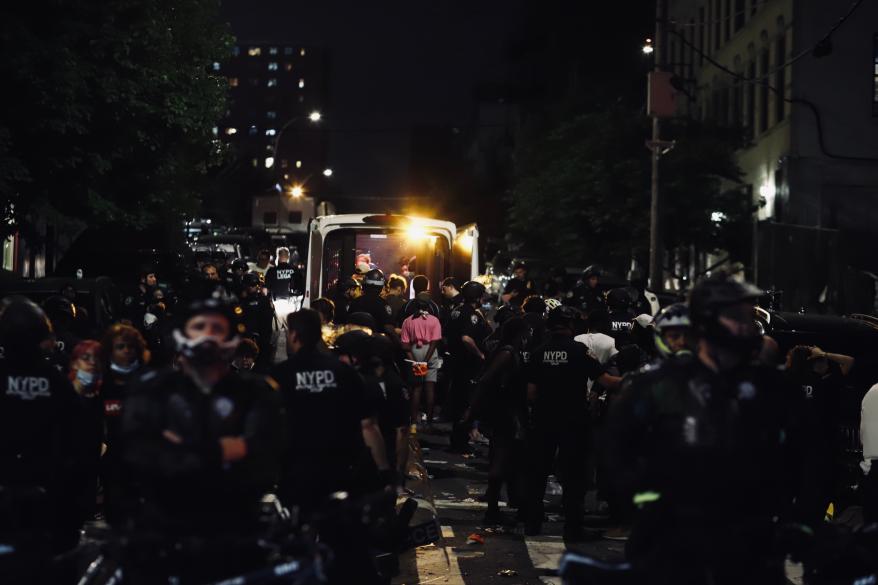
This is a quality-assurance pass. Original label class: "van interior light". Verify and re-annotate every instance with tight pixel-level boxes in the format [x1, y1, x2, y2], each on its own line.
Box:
[457, 234, 474, 251]
[406, 225, 428, 240]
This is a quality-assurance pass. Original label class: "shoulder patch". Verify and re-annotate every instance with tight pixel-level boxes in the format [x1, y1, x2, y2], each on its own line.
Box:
[451, 309, 461, 320]
[470, 314, 479, 325]
[385, 305, 393, 316]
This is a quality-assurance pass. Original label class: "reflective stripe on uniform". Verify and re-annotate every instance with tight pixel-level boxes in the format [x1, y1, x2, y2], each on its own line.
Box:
[633, 491, 661, 507]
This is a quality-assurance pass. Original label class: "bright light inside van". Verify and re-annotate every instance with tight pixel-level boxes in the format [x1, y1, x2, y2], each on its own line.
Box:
[406, 225, 428, 240]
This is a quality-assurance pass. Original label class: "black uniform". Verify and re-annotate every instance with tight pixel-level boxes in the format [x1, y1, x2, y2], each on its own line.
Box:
[446, 302, 490, 450]
[524, 331, 604, 534]
[608, 309, 635, 348]
[265, 262, 299, 301]
[571, 282, 604, 314]
[0, 356, 81, 553]
[502, 278, 532, 306]
[120, 368, 284, 535]
[270, 349, 381, 516]
[604, 358, 805, 584]
[239, 293, 275, 359]
[348, 292, 393, 332]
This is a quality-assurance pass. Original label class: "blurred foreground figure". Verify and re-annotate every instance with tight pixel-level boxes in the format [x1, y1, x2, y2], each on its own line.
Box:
[605, 273, 807, 585]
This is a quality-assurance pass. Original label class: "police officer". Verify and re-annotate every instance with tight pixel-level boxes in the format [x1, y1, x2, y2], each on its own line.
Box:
[571, 264, 605, 314]
[42, 295, 81, 372]
[239, 272, 275, 367]
[348, 269, 394, 336]
[0, 297, 82, 574]
[446, 281, 491, 452]
[330, 278, 361, 326]
[524, 305, 619, 539]
[520, 295, 548, 365]
[653, 302, 694, 359]
[606, 288, 636, 348]
[626, 268, 660, 316]
[604, 274, 806, 584]
[119, 297, 284, 580]
[271, 312, 389, 520]
[266, 247, 302, 325]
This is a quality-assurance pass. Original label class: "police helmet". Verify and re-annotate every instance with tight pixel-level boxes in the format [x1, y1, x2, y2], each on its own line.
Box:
[688, 273, 763, 349]
[606, 288, 632, 312]
[172, 296, 243, 363]
[461, 281, 486, 302]
[333, 329, 371, 357]
[582, 264, 603, 280]
[341, 277, 361, 292]
[544, 298, 563, 312]
[43, 295, 77, 325]
[521, 295, 547, 315]
[231, 258, 249, 273]
[242, 272, 261, 288]
[363, 268, 386, 289]
[627, 268, 647, 289]
[0, 296, 53, 358]
[347, 311, 377, 330]
[653, 303, 691, 358]
[546, 305, 577, 330]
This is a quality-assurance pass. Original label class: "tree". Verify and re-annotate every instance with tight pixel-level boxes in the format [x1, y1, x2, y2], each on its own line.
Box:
[507, 106, 754, 271]
[0, 0, 231, 239]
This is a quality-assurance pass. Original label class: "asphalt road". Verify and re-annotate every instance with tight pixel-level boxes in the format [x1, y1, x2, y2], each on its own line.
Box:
[393, 424, 625, 585]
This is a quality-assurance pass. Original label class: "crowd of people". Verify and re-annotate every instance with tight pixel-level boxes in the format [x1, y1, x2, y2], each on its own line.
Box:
[1, 250, 876, 584]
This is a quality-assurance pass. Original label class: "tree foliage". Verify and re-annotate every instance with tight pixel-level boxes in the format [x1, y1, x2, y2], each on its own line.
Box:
[0, 0, 231, 238]
[507, 106, 755, 269]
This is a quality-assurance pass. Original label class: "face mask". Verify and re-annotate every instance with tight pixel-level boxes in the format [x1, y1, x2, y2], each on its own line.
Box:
[173, 330, 238, 365]
[111, 360, 140, 375]
[76, 369, 96, 387]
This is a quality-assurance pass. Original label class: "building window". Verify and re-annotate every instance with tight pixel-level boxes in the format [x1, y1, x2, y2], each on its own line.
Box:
[759, 47, 770, 132]
[296, 160, 302, 168]
[714, 0, 721, 50]
[298, 78, 305, 89]
[280, 159, 289, 169]
[269, 47, 278, 55]
[746, 60, 756, 135]
[300, 48, 306, 56]
[732, 79, 742, 126]
[231, 46, 240, 57]
[268, 62, 278, 71]
[211, 126, 218, 136]
[264, 212, 278, 225]
[267, 78, 277, 87]
[298, 96, 304, 103]
[734, 0, 745, 32]
[225, 127, 237, 135]
[289, 211, 303, 224]
[285, 63, 293, 72]
[775, 35, 786, 122]
[228, 77, 239, 87]
[284, 47, 294, 56]
[248, 47, 261, 57]
[265, 128, 277, 136]
[212, 62, 221, 71]
[249, 125, 258, 136]
[265, 157, 274, 169]
[698, 7, 705, 66]
[724, 0, 731, 41]
[252, 158, 259, 168]
[266, 111, 277, 120]
[873, 34, 878, 115]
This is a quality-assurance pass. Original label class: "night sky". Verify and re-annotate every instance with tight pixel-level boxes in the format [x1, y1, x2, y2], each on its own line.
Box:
[223, 0, 527, 200]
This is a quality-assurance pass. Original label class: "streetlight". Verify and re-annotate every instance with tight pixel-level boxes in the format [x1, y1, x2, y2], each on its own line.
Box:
[642, 38, 654, 55]
[322, 168, 333, 177]
[288, 185, 304, 198]
[308, 111, 322, 122]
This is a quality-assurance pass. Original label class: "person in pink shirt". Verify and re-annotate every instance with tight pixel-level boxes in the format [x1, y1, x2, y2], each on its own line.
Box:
[401, 297, 442, 427]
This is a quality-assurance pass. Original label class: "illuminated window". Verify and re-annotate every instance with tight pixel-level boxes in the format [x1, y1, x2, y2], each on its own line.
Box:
[284, 47, 294, 56]
[267, 78, 277, 88]
[211, 127, 218, 136]
[228, 77, 239, 87]
[265, 128, 277, 136]
[252, 158, 259, 168]
[300, 48, 306, 56]
[298, 95, 304, 103]
[269, 47, 278, 55]
[280, 159, 289, 169]
[296, 160, 302, 168]
[225, 127, 237, 135]
[298, 78, 305, 89]
[249, 125, 258, 136]
[268, 62, 278, 71]
[248, 47, 261, 57]
[265, 157, 275, 168]
[266, 111, 277, 119]
[231, 46, 240, 56]
[212, 62, 221, 71]
[284, 63, 293, 72]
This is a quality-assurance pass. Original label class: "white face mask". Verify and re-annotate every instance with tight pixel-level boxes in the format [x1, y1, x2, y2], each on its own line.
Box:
[110, 360, 140, 375]
[76, 369, 96, 387]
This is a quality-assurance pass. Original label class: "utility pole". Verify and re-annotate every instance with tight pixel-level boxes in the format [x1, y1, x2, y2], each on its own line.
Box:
[648, 0, 668, 293]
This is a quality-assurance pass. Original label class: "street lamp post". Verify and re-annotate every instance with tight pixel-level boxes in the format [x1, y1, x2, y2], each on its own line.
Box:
[272, 110, 322, 171]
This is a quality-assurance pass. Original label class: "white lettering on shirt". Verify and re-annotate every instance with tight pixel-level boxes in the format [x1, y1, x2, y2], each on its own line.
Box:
[295, 370, 337, 393]
[543, 351, 568, 366]
[6, 376, 51, 400]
